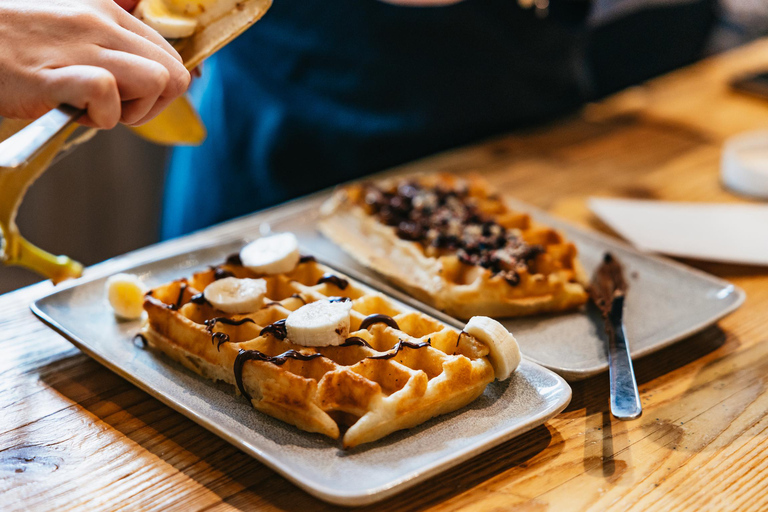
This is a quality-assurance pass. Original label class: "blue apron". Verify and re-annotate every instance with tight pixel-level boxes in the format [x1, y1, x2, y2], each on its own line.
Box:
[162, 0, 712, 238]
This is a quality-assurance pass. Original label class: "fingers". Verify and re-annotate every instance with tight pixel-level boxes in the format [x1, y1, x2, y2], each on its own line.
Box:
[41, 2, 190, 127]
[100, 22, 191, 120]
[43, 65, 121, 129]
[111, 5, 186, 67]
[85, 48, 171, 124]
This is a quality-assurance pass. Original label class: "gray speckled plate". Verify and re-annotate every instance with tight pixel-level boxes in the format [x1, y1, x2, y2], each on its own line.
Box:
[32, 240, 571, 507]
[263, 194, 745, 381]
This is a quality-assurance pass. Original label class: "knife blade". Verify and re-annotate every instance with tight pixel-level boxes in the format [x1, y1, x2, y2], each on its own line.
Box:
[0, 105, 84, 169]
[590, 252, 642, 420]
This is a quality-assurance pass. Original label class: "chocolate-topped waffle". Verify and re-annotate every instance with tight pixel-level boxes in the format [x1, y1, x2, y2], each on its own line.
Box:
[139, 237, 518, 448]
[319, 173, 589, 319]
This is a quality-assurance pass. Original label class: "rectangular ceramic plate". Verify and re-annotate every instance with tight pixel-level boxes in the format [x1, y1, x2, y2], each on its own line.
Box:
[260, 194, 745, 380]
[32, 239, 572, 507]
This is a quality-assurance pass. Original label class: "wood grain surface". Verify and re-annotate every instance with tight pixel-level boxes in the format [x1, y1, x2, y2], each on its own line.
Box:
[3, 39, 768, 511]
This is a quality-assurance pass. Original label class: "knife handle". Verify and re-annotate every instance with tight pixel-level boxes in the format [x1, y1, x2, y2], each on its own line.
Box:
[0, 105, 84, 169]
[607, 296, 642, 420]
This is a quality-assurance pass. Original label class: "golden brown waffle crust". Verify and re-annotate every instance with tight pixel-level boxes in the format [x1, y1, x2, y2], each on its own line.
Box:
[319, 174, 589, 319]
[141, 258, 496, 448]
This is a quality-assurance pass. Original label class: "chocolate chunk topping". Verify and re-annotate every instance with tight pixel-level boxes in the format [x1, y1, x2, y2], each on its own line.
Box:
[299, 255, 316, 264]
[359, 314, 399, 331]
[362, 181, 545, 286]
[328, 296, 351, 303]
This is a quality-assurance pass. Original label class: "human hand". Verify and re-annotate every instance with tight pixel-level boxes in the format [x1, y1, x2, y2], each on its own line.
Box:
[0, 0, 190, 128]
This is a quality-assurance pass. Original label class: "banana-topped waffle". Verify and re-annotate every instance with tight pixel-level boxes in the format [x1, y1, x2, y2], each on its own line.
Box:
[133, 234, 521, 448]
[319, 173, 589, 319]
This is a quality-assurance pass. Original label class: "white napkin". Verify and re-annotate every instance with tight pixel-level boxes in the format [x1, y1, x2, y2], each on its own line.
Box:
[589, 198, 768, 265]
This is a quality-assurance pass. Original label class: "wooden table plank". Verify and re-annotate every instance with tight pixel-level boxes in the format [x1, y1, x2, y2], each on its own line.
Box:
[3, 39, 768, 511]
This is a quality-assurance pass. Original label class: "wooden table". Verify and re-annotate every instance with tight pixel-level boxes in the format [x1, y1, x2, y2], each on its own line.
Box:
[3, 39, 768, 511]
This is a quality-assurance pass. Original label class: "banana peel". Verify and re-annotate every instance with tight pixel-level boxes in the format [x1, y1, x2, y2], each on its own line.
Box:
[129, 95, 206, 146]
[0, 119, 84, 284]
[0, 0, 271, 285]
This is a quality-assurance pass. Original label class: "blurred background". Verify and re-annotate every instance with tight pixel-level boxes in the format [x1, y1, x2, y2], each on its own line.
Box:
[1, 0, 767, 294]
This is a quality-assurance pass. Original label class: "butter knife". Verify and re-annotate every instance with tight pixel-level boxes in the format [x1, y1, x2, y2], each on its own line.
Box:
[590, 253, 642, 420]
[0, 105, 84, 169]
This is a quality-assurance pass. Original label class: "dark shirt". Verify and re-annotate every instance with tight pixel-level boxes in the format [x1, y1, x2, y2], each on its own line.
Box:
[161, 0, 713, 239]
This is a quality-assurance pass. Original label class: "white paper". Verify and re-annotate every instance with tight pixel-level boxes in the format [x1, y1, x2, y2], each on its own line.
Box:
[589, 198, 768, 266]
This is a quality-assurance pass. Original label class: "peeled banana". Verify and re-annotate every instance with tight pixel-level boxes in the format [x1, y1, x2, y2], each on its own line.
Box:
[106, 273, 148, 319]
[463, 316, 521, 380]
[285, 299, 353, 347]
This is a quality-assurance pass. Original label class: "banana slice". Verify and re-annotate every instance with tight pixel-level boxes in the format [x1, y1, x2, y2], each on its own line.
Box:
[204, 277, 267, 314]
[240, 233, 300, 275]
[134, 0, 199, 39]
[463, 316, 521, 380]
[106, 273, 148, 320]
[285, 299, 353, 347]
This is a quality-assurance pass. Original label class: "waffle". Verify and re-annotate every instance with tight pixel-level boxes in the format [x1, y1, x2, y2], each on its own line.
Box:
[319, 173, 589, 319]
[141, 254, 496, 448]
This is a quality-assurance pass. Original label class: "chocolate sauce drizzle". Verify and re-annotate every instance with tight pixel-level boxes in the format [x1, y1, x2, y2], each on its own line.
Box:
[133, 334, 148, 348]
[368, 338, 431, 360]
[299, 255, 316, 264]
[189, 293, 209, 306]
[212, 267, 235, 280]
[340, 336, 372, 348]
[225, 253, 243, 266]
[359, 314, 399, 331]
[317, 273, 349, 290]
[259, 319, 287, 340]
[232, 336, 432, 401]
[266, 294, 307, 308]
[455, 330, 466, 348]
[234, 349, 324, 401]
[204, 317, 257, 350]
[168, 283, 187, 310]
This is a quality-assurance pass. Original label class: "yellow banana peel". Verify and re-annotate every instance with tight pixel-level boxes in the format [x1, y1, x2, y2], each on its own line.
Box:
[0, 96, 205, 285]
[129, 95, 206, 146]
[0, 119, 84, 284]
[0, 0, 272, 285]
